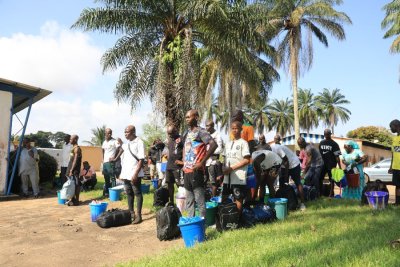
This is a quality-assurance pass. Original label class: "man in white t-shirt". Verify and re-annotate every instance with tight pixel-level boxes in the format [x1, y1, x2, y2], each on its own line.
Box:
[205, 120, 224, 197]
[272, 134, 306, 210]
[60, 134, 71, 184]
[115, 125, 145, 224]
[19, 137, 40, 198]
[102, 128, 119, 197]
[223, 121, 250, 214]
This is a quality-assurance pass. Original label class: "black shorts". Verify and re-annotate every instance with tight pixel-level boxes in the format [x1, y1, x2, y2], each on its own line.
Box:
[393, 170, 400, 187]
[222, 184, 247, 201]
[207, 162, 223, 185]
[165, 169, 180, 184]
[184, 170, 205, 190]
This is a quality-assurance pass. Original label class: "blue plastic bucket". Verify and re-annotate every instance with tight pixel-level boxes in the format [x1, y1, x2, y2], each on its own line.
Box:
[89, 202, 108, 222]
[178, 217, 206, 248]
[109, 188, 122, 202]
[210, 196, 221, 203]
[365, 191, 389, 210]
[141, 184, 150, 194]
[57, 191, 65, 205]
[151, 179, 158, 190]
[161, 162, 167, 172]
[268, 198, 288, 220]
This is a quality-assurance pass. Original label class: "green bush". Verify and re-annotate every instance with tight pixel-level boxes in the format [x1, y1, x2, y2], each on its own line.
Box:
[38, 150, 57, 184]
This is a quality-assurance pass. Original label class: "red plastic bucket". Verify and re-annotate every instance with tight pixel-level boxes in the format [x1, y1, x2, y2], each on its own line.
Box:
[346, 173, 360, 188]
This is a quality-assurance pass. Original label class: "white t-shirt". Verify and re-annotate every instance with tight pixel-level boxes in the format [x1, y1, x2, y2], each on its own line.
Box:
[19, 147, 39, 175]
[223, 138, 250, 185]
[61, 143, 72, 167]
[271, 144, 300, 169]
[251, 150, 282, 171]
[120, 137, 145, 179]
[102, 138, 119, 163]
[206, 131, 224, 166]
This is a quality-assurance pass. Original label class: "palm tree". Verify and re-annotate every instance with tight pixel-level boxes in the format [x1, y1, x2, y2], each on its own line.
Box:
[315, 88, 351, 134]
[270, 98, 294, 137]
[382, 0, 400, 80]
[244, 99, 272, 134]
[84, 125, 106, 146]
[298, 88, 319, 134]
[268, 0, 351, 145]
[73, 1, 278, 130]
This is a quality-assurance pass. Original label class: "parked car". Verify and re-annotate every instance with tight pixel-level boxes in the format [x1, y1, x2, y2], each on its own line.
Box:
[363, 158, 392, 182]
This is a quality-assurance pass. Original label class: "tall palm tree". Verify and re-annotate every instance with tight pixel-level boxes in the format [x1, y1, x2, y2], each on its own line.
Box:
[298, 88, 319, 134]
[268, 0, 351, 145]
[315, 88, 351, 134]
[382, 0, 400, 80]
[270, 98, 294, 137]
[244, 98, 272, 134]
[84, 125, 106, 146]
[73, 0, 278, 130]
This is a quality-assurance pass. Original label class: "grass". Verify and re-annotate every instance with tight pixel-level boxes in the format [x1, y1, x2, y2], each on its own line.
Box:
[116, 198, 400, 267]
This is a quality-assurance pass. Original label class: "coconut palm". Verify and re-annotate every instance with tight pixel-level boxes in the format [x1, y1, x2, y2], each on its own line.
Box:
[270, 98, 294, 137]
[84, 125, 106, 146]
[73, 0, 278, 130]
[315, 88, 351, 134]
[382, 0, 400, 80]
[267, 0, 352, 145]
[298, 88, 319, 134]
[244, 99, 273, 134]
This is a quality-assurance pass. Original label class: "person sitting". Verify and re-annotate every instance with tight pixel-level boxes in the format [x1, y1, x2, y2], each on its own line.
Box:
[79, 161, 97, 191]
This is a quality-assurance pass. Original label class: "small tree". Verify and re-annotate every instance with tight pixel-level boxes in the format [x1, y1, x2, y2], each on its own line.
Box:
[347, 126, 393, 147]
[84, 125, 106, 146]
[141, 115, 166, 149]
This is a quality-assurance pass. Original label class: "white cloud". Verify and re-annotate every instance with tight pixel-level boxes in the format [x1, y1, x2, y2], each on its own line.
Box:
[13, 97, 152, 143]
[0, 21, 104, 93]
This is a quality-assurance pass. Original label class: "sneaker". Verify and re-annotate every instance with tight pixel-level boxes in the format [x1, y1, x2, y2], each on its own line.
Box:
[132, 215, 142, 224]
[34, 194, 40, 199]
[300, 203, 306, 211]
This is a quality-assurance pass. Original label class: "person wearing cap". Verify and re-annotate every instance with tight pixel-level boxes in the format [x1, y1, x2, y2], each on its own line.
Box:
[319, 129, 342, 197]
[272, 134, 306, 210]
[79, 161, 97, 191]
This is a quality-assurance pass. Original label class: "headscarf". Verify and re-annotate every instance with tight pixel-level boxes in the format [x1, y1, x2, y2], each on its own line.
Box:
[345, 140, 360, 149]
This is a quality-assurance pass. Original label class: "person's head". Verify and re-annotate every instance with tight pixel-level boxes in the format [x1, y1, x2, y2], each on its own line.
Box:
[64, 134, 71, 144]
[274, 134, 282, 144]
[124, 125, 136, 141]
[117, 137, 123, 146]
[231, 110, 244, 123]
[295, 150, 300, 157]
[390, 119, 400, 134]
[297, 137, 306, 149]
[70, 135, 79, 145]
[324, 129, 332, 140]
[83, 161, 90, 169]
[259, 134, 266, 144]
[167, 124, 179, 139]
[252, 153, 280, 179]
[185, 109, 199, 128]
[23, 137, 31, 148]
[105, 128, 112, 141]
[205, 120, 215, 134]
[344, 140, 359, 153]
[231, 121, 242, 139]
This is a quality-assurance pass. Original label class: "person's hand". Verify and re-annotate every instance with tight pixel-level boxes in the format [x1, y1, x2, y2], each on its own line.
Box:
[148, 159, 152, 165]
[193, 162, 203, 171]
[223, 166, 232, 175]
[131, 175, 139, 185]
[175, 160, 184, 166]
[109, 157, 115, 162]
[388, 168, 393, 174]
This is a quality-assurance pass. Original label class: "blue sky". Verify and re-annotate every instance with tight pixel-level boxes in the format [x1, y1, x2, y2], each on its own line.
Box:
[0, 0, 398, 142]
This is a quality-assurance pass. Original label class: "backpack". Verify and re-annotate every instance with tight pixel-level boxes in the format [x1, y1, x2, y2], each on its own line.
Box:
[96, 209, 132, 228]
[153, 187, 169, 207]
[276, 183, 298, 211]
[156, 203, 182, 241]
[59, 176, 75, 200]
[361, 179, 389, 205]
[252, 204, 277, 223]
[216, 202, 240, 232]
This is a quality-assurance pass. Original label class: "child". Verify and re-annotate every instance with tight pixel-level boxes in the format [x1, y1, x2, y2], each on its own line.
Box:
[222, 121, 251, 214]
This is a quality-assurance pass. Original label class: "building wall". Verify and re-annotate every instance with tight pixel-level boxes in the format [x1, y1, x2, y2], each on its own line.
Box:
[0, 91, 12, 195]
[81, 146, 102, 171]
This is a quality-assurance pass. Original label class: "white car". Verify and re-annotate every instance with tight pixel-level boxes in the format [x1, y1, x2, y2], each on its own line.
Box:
[363, 158, 392, 183]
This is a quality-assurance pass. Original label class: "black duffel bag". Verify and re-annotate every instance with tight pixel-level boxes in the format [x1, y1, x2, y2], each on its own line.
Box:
[96, 208, 132, 228]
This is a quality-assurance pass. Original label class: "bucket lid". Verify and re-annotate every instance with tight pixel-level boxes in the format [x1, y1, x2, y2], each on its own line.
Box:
[365, 191, 388, 197]
[268, 198, 288, 203]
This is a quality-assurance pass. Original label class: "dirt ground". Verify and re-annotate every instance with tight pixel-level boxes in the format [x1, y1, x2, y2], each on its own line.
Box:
[0, 191, 183, 267]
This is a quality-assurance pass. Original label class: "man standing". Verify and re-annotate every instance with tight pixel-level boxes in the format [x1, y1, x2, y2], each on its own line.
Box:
[154, 138, 166, 188]
[102, 128, 119, 197]
[256, 134, 272, 151]
[319, 129, 342, 197]
[205, 120, 224, 197]
[182, 110, 217, 217]
[117, 125, 145, 224]
[272, 134, 306, 210]
[60, 134, 71, 184]
[165, 125, 184, 203]
[19, 137, 40, 198]
[148, 140, 158, 181]
[297, 137, 323, 197]
[66, 135, 82, 206]
[389, 119, 400, 205]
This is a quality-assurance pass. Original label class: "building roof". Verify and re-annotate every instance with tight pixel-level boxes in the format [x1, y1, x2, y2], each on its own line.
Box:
[0, 77, 52, 114]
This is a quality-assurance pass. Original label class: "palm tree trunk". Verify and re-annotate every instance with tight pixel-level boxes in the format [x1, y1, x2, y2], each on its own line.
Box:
[290, 38, 300, 149]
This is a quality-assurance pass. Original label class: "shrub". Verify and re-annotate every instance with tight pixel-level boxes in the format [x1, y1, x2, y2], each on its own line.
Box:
[38, 150, 58, 184]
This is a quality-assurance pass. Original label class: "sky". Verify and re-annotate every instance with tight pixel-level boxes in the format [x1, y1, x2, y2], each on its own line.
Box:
[0, 0, 398, 144]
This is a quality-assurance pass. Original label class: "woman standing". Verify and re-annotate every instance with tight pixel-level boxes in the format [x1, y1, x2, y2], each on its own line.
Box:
[341, 140, 368, 200]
